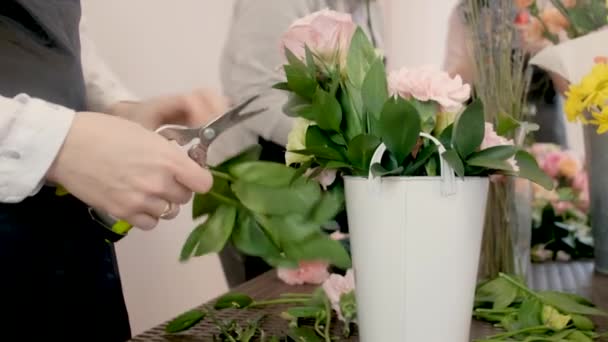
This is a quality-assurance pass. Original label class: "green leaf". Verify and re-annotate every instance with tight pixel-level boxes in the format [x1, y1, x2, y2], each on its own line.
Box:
[438, 123, 454, 148]
[232, 177, 321, 216]
[284, 65, 317, 100]
[475, 277, 519, 304]
[411, 100, 439, 133]
[288, 327, 323, 342]
[565, 330, 594, 342]
[258, 214, 320, 244]
[452, 99, 485, 158]
[340, 81, 364, 140]
[496, 112, 521, 136]
[165, 310, 206, 333]
[404, 144, 438, 175]
[377, 97, 421, 164]
[330, 133, 347, 146]
[192, 178, 230, 219]
[346, 27, 377, 87]
[229, 161, 296, 187]
[290, 147, 345, 162]
[283, 233, 351, 269]
[467, 149, 517, 172]
[361, 58, 388, 119]
[324, 160, 352, 170]
[194, 205, 237, 256]
[282, 94, 314, 119]
[216, 145, 263, 172]
[304, 45, 316, 75]
[312, 88, 342, 132]
[347, 134, 381, 173]
[518, 298, 543, 328]
[232, 210, 280, 258]
[214, 292, 254, 310]
[493, 282, 518, 310]
[571, 314, 594, 331]
[272, 82, 291, 91]
[538, 291, 608, 317]
[514, 150, 555, 190]
[310, 185, 345, 225]
[180, 224, 204, 262]
[371, 163, 404, 177]
[441, 149, 465, 178]
[305, 125, 346, 160]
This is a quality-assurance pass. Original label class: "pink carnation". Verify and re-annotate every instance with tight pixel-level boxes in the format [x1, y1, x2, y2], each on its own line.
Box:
[388, 65, 471, 112]
[305, 168, 337, 190]
[481, 123, 519, 172]
[280, 9, 356, 66]
[277, 261, 330, 286]
[541, 151, 563, 178]
[572, 171, 589, 193]
[322, 269, 355, 321]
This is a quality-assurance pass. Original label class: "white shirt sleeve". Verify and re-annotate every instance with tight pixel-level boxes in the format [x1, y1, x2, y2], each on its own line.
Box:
[0, 17, 136, 203]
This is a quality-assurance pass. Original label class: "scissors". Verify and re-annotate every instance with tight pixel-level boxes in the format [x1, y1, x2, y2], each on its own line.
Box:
[90, 95, 268, 242]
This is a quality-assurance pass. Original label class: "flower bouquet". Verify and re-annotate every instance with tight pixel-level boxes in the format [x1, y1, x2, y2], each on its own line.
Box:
[529, 143, 593, 262]
[181, 8, 552, 342]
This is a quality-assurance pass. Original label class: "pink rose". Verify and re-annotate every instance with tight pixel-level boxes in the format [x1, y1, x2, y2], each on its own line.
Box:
[388, 65, 471, 113]
[280, 9, 356, 67]
[481, 123, 519, 172]
[322, 269, 355, 321]
[541, 151, 563, 178]
[277, 261, 330, 286]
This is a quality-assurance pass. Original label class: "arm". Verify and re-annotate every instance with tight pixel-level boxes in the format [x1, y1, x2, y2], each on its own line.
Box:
[219, 0, 315, 147]
[443, 5, 474, 85]
[0, 94, 75, 202]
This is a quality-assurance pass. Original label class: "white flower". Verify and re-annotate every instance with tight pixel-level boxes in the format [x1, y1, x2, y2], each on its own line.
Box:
[285, 118, 313, 166]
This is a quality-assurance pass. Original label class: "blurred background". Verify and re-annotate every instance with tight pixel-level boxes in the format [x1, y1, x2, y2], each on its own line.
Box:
[81, 0, 584, 335]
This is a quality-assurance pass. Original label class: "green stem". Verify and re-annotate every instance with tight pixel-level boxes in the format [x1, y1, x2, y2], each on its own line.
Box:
[210, 169, 235, 182]
[208, 191, 240, 207]
[279, 293, 314, 299]
[314, 319, 325, 338]
[323, 297, 332, 342]
[475, 308, 518, 314]
[249, 298, 310, 308]
[483, 325, 549, 339]
[498, 272, 540, 300]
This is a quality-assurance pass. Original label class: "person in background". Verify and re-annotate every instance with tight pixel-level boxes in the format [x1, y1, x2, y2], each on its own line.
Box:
[0, 1, 225, 340]
[443, 1, 569, 147]
[209, 0, 385, 288]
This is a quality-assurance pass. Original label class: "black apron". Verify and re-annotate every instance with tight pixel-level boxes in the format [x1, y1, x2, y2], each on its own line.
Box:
[0, 1, 131, 340]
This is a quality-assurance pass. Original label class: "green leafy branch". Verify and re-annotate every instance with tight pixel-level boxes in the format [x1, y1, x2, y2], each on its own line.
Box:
[473, 273, 608, 341]
[182, 145, 351, 270]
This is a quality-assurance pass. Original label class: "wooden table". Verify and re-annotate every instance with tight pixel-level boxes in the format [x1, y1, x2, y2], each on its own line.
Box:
[131, 261, 608, 341]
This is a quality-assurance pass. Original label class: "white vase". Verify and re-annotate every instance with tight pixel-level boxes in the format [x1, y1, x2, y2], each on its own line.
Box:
[343, 138, 489, 342]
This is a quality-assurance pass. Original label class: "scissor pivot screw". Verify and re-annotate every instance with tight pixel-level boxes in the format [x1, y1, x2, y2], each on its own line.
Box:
[202, 128, 216, 140]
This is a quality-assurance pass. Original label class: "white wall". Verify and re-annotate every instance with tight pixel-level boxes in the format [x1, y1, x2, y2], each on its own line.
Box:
[81, 0, 234, 335]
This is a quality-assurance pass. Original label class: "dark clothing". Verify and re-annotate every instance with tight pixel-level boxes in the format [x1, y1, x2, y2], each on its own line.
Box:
[0, 1, 131, 340]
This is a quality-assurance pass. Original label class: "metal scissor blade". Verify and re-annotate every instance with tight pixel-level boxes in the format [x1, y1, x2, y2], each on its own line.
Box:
[199, 95, 267, 142]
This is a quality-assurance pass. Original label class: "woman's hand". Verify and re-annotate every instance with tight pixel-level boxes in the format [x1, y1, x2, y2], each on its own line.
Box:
[46, 112, 213, 230]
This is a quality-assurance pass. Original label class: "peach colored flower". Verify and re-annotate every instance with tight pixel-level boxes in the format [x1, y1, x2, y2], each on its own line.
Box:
[480, 123, 519, 172]
[562, 0, 576, 8]
[557, 152, 581, 178]
[595, 56, 608, 64]
[540, 7, 570, 34]
[277, 261, 330, 286]
[322, 269, 355, 321]
[388, 65, 471, 113]
[280, 9, 356, 67]
[516, 0, 535, 9]
[578, 190, 590, 212]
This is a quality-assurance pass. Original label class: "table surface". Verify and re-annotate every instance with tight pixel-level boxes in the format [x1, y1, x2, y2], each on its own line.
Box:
[131, 261, 608, 341]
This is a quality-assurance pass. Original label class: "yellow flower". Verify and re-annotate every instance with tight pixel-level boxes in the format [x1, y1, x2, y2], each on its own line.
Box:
[542, 305, 571, 331]
[565, 63, 608, 123]
[285, 118, 314, 166]
[590, 107, 608, 134]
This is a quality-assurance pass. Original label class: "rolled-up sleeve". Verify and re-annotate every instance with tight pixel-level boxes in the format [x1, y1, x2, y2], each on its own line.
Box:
[0, 94, 75, 203]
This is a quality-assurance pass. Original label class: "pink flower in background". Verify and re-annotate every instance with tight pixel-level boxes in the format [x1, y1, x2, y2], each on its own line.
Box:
[480, 123, 519, 172]
[322, 269, 355, 321]
[515, 0, 535, 9]
[388, 65, 471, 113]
[305, 168, 337, 190]
[578, 191, 590, 212]
[573, 171, 589, 193]
[552, 200, 574, 215]
[280, 9, 356, 66]
[541, 151, 563, 178]
[277, 261, 330, 286]
[540, 7, 570, 35]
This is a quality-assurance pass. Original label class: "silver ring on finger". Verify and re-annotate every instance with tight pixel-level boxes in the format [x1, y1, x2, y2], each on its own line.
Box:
[159, 201, 174, 219]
